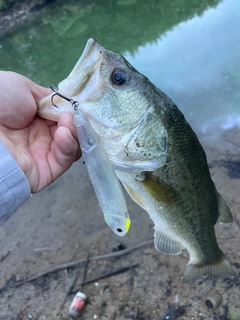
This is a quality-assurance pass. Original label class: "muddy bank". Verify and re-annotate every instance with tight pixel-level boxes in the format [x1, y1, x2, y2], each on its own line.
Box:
[0, 126, 239, 320]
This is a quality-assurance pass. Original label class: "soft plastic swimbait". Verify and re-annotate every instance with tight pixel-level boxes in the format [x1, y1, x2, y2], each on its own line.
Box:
[74, 107, 131, 236]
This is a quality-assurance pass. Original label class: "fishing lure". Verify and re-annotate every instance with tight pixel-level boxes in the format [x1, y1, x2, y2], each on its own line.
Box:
[50, 86, 131, 236]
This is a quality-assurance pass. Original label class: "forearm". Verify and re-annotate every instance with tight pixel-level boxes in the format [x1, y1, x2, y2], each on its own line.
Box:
[0, 140, 31, 226]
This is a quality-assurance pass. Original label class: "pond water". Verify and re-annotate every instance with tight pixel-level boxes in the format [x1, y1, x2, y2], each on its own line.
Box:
[0, 0, 239, 133]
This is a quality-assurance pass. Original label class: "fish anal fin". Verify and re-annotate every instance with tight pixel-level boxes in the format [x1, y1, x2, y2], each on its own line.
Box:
[154, 230, 182, 256]
[216, 190, 233, 223]
[183, 252, 234, 284]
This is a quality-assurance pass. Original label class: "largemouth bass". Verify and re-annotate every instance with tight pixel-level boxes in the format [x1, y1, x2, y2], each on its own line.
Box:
[37, 38, 234, 284]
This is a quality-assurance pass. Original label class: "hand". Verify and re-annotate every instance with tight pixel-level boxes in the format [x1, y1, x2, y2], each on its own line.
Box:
[0, 71, 81, 193]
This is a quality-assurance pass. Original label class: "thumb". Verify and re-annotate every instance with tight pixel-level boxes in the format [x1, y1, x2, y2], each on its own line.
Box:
[48, 125, 80, 181]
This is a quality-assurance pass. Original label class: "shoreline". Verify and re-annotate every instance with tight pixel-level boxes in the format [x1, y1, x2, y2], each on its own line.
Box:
[0, 0, 54, 31]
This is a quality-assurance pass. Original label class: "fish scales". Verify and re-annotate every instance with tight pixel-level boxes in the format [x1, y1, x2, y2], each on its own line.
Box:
[118, 100, 219, 251]
[37, 38, 234, 284]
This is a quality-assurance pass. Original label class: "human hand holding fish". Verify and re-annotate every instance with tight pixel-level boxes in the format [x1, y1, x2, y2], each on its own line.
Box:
[0, 71, 80, 193]
[37, 39, 234, 284]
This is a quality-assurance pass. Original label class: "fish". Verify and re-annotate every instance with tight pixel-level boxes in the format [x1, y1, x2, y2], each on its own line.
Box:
[37, 38, 234, 284]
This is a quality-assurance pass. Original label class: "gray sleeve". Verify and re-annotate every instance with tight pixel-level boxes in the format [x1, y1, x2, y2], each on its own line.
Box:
[0, 140, 31, 226]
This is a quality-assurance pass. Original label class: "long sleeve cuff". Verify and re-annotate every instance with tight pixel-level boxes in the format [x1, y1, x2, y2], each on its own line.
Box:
[0, 140, 31, 226]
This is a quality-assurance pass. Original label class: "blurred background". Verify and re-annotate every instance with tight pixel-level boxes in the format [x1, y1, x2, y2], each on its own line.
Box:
[1, 0, 240, 132]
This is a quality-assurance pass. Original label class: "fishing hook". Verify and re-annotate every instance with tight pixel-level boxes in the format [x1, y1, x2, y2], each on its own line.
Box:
[50, 85, 79, 110]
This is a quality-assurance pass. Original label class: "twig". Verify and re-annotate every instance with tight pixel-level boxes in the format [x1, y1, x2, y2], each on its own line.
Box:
[76, 251, 90, 293]
[223, 139, 240, 148]
[134, 306, 138, 320]
[16, 239, 153, 286]
[0, 251, 10, 263]
[79, 264, 138, 286]
[57, 251, 90, 316]
[221, 305, 228, 320]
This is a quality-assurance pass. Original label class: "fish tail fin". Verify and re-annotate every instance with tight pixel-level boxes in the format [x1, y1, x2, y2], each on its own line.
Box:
[183, 252, 234, 284]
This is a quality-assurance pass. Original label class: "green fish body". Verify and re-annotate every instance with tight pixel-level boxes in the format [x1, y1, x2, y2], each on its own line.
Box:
[37, 39, 233, 283]
[115, 96, 233, 283]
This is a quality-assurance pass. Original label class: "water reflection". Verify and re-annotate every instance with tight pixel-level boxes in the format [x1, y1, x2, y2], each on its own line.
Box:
[0, 0, 239, 131]
[124, 0, 240, 131]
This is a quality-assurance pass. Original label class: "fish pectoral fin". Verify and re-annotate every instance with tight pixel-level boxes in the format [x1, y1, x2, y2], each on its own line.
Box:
[140, 173, 177, 205]
[183, 251, 234, 284]
[216, 190, 233, 223]
[154, 230, 182, 256]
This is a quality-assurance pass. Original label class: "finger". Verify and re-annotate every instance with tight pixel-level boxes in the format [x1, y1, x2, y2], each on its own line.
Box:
[49, 113, 78, 140]
[15, 72, 52, 101]
[58, 112, 78, 141]
[48, 126, 80, 180]
[48, 112, 82, 161]
[0, 71, 51, 129]
[57, 113, 81, 159]
[30, 83, 52, 102]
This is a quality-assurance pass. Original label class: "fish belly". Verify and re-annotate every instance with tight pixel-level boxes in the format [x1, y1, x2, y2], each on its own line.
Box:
[115, 169, 234, 283]
[115, 170, 184, 254]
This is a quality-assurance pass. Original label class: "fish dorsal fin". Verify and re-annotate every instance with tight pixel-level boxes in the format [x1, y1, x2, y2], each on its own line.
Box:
[154, 230, 182, 255]
[216, 190, 233, 223]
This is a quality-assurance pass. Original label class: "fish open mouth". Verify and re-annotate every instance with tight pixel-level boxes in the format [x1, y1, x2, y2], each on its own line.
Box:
[37, 38, 104, 121]
[59, 38, 104, 96]
[65, 39, 101, 82]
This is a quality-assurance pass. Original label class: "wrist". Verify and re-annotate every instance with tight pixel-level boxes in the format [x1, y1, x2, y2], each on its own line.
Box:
[0, 140, 31, 225]
[0, 135, 32, 186]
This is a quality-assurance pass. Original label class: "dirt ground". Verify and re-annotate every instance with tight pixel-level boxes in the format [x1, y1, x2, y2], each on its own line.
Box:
[0, 125, 240, 320]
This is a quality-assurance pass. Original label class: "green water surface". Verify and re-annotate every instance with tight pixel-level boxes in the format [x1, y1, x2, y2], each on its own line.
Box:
[0, 0, 239, 132]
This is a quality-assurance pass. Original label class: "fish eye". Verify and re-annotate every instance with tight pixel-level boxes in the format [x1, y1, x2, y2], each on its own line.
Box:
[111, 69, 127, 86]
[116, 228, 123, 233]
